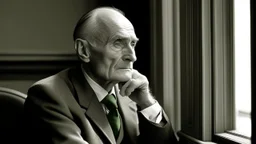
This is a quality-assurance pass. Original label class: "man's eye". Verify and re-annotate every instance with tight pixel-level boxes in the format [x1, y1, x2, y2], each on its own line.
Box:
[115, 39, 122, 43]
[113, 39, 124, 48]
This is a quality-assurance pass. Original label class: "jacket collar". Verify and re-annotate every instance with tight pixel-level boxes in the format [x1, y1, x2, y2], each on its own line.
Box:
[69, 67, 116, 144]
[69, 66, 138, 144]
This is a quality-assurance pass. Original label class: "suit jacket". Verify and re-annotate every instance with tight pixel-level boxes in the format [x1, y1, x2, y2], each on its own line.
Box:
[23, 66, 178, 144]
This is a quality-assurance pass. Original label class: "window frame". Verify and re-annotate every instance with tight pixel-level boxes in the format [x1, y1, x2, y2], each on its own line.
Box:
[150, 0, 252, 143]
[212, 0, 235, 136]
[150, 0, 181, 132]
[212, 0, 251, 143]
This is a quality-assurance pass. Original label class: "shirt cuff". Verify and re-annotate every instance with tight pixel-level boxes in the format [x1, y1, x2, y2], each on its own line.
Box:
[139, 101, 163, 124]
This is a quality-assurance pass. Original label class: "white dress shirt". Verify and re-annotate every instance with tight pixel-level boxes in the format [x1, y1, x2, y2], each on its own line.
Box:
[81, 66, 162, 124]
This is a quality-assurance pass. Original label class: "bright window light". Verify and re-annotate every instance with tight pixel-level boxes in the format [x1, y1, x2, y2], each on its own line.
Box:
[234, 0, 251, 138]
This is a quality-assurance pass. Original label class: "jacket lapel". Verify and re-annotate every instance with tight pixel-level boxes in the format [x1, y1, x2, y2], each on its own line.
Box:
[69, 67, 116, 144]
[114, 85, 139, 144]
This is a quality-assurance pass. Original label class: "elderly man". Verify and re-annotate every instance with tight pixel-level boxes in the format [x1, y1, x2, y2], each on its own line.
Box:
[24, 7, 178, 144]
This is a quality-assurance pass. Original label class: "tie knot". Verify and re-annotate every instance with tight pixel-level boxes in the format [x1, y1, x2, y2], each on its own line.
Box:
[102, 94, 118, 110]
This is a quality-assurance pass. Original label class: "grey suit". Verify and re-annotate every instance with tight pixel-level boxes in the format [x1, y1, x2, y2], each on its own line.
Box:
[23, 66, 178, 144]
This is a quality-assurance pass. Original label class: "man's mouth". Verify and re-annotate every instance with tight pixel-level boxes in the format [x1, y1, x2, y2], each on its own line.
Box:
[119, 68, 132, 70]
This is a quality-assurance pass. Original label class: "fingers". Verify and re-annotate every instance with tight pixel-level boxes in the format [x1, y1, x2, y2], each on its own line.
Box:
[119, 78, 142, 96]
[119, 79, 132, 96]
[124, 79, 138, 96]
[119, 69, 149, 96]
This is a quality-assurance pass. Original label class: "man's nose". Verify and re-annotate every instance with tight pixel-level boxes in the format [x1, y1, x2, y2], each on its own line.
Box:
[122, 46, 137, 62]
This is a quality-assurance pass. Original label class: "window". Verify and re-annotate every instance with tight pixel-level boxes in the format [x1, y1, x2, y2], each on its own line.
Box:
[151, 0, 252, 143]
[213, 0, 251, 143]
[234, 0, 251, 138]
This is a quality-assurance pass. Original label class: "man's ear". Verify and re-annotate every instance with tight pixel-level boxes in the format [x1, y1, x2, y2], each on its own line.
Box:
[74, 38, 90, 63]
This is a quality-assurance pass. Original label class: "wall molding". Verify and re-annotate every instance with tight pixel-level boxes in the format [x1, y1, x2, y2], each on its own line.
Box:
[0, 53, 77, 61]
[0, 54, 79, 78]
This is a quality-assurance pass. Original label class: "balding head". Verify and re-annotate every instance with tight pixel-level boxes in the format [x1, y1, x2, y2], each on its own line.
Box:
[73, 7, 138, 86]
[73, 7, 134, 47]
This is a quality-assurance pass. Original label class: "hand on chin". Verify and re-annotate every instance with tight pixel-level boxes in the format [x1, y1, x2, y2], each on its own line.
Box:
[115, 69, 133, 82]
[117, 69, 155, 108]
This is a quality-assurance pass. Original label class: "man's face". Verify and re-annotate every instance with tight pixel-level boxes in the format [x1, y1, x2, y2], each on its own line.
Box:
[88, 13, 138, 83]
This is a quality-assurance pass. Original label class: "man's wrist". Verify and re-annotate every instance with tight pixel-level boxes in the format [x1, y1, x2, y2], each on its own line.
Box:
[138, 96, 156, 110]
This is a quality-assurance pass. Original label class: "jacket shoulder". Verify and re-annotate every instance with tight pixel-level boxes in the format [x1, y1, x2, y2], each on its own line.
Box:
[32, 68, 70, 87]
[26, 68, 75, 101]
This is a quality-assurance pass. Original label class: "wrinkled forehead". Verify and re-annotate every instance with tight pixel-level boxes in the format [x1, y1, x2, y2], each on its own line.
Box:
[94, 9, 137, 42]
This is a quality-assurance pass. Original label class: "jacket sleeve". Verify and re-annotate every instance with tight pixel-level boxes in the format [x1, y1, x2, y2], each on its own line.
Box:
[23, 84, 88, 144]
[138, 109, 179, 144]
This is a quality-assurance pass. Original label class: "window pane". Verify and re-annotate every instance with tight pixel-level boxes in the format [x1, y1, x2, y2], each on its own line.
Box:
[234, 0, 251, 138]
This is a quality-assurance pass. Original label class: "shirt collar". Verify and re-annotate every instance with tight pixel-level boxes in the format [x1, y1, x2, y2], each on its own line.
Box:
[81, 65, 115, 102]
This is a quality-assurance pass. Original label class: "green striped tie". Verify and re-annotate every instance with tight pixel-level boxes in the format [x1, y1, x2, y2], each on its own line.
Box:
[102, 94, 121, 138]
